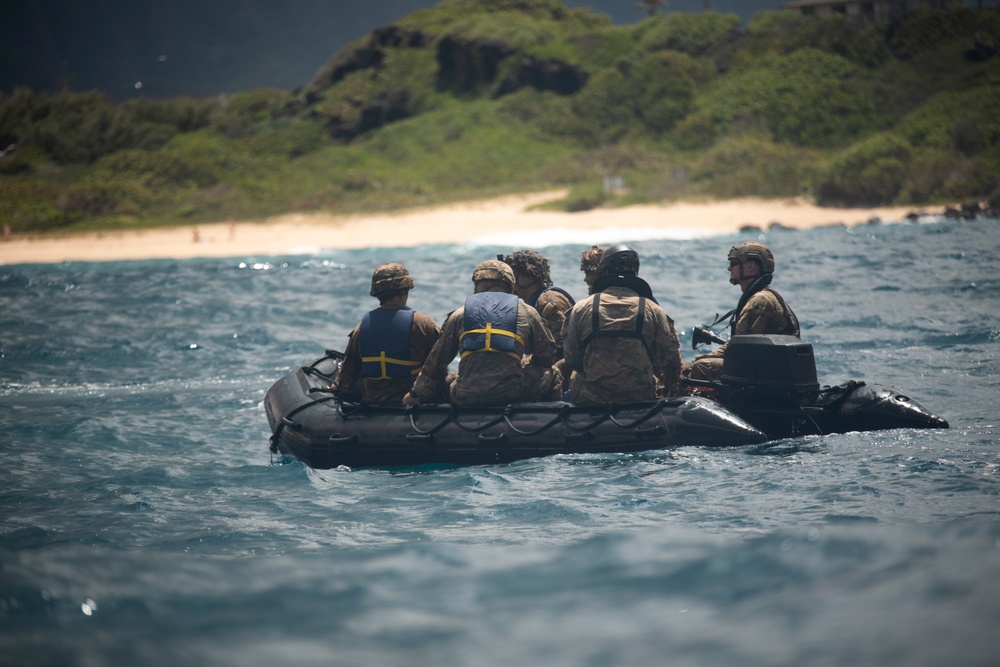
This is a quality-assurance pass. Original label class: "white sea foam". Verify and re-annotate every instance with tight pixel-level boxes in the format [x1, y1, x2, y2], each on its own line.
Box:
[464, 225, 720, 248]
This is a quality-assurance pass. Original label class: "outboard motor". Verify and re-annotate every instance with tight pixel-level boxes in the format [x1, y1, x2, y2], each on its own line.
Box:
[720, 334, 820, 438]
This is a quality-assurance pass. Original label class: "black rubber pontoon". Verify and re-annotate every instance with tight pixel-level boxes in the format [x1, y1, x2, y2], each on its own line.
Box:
[264, 351, 768, 469]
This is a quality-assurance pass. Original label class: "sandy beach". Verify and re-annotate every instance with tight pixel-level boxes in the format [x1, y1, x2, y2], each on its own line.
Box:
[0, 191, 944, 265]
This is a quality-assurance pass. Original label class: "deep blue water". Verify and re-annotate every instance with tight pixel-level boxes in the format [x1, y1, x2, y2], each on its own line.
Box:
[2, 216, 999, 667]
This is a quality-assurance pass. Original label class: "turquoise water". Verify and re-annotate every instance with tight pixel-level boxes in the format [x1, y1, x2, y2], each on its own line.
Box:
[2, 216, 999, 666]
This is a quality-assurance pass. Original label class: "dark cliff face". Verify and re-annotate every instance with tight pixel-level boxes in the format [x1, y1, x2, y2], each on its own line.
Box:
[313, 26, 432, 89]
[435, 36, 587, 97]
[306, 27, 587, 141]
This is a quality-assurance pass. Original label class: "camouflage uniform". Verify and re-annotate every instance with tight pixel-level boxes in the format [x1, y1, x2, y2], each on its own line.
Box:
[333, 262, 441, 405]
[683, 287, 799, 382]
[502, 249, 575, 359]
[335, 311, 441, 405]
[562, 285, 682, 404]
[411, 292, 561, 407]
[413, 301, 562, 405]
[580, 245, 605, 295]
[532, 288, 574, 358]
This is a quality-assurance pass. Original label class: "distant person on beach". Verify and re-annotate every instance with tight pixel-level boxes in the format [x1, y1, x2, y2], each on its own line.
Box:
[403, 260, 561, 407]
[562, 244, 682, 404]
[682, 242, 800, 382]
[332, 263, 441, 405]
[579, 245, 605, 295]
[500, 249, 575, 360]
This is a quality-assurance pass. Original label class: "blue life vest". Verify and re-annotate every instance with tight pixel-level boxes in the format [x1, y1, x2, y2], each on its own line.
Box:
[459, 292, 524, 361]
[359, 307, 420, 379]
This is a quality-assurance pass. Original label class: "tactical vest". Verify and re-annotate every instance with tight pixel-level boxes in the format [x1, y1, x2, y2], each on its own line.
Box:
[359, 307, 421, 379]
[581, 293, 653, 358]
[459, 292, 524, 361]
[731, 282, 799, 338]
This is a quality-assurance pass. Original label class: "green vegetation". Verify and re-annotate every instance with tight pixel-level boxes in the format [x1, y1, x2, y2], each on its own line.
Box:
[2, 1, 999, 234]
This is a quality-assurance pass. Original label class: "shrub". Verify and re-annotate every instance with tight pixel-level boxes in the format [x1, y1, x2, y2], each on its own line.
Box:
[895, 86, 1000, 155]
[6, 90, 179, 164]
[634, 12, 741, 57]
[745, 11, 890, 67]
[888, 8, 1000, 60]
[210, 89, 290, 137]
[0, 180, 67, 231]
[678, 48, 888, 149]
[571, 51, 715, 142]
[93, 149, 219, 189]
[815, 133, 912, 206]
[693, 136, 819, 198]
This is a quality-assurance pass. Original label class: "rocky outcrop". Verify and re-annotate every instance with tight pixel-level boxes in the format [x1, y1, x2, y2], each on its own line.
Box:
[493, 55, 588, 97]
[435, 36, 516, 93]
[323, 89, 414, 141]
[312, 26, 430, 88]
[307, 28, 586, 141]
[436, 35, 587, 97]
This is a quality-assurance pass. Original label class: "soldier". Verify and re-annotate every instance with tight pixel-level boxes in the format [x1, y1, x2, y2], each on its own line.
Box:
[403, 260, 561, 407]
[332, 263, 441, 405]
[580, 245, 605, 295]
[562, 244, 682, 404]
[501, 249, 575, 359]
[683, 242, 800, 382]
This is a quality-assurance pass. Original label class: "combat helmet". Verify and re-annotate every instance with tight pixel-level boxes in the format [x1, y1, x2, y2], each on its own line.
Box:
[728, 242, 775, 274]
[370, 262, 414, 297]
[502, 250, 552, 287]
[598, 244, 640, 276]
[471, 260, 515, 291]
[579, 245, 605, 273]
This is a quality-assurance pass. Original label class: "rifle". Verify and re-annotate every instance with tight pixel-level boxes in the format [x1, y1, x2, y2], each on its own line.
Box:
[692, 326, 726, 349]
[691, 308, 735, 350]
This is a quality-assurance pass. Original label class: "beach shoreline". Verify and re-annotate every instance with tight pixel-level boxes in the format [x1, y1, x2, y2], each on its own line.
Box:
[0, 191, 948, 265]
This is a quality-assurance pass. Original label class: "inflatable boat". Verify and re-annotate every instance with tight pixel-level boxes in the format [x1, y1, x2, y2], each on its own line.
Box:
[264, 351, 768, 469]
[682, 335, 949, 439]
[264, 335, 948, 469]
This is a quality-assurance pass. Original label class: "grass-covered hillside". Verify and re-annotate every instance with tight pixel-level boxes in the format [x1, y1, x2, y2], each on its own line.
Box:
[2, 0, 999, 233]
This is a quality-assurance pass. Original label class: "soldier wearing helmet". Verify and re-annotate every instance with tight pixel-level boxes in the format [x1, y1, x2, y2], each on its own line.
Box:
[683, 241, 800, 382]
[501, 250, 576, 360]
[403, 260, 561, 407]
[562, 244, 682, 404]
[579, 245, 605, 294]
[332, 263, 441, 405]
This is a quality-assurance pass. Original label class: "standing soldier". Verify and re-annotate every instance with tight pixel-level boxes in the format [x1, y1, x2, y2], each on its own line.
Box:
[403, 260, 561, 407]
[332, 263, 441, 405]
[683, 242, 799, 382]
[501, 249, 575, 359]
[562, 244, 682, 404]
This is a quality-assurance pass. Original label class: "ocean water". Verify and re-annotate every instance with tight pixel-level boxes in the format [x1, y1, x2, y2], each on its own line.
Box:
[2, 215, 999, 667]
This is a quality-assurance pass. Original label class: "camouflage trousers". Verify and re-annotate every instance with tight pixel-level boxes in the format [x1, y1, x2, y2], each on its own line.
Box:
[681, 357, 724, 382]
[446, 364, 562, 407]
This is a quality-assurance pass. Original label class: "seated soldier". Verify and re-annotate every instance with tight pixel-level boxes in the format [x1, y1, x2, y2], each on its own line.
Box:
[501, 249, 575, 359]
[683, 242, 800, 382]
[332, 263, 440, 405]
[403, 260, 561, 407]
[562, 244, 682, 404]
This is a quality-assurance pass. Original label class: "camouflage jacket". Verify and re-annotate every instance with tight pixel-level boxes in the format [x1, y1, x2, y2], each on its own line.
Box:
[698, 287, 799, 361]
[532, 287, 575, 358]
[334, 310, 441, 405]
[411, 295, 558, 406]
[562, 286, 682, 404]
